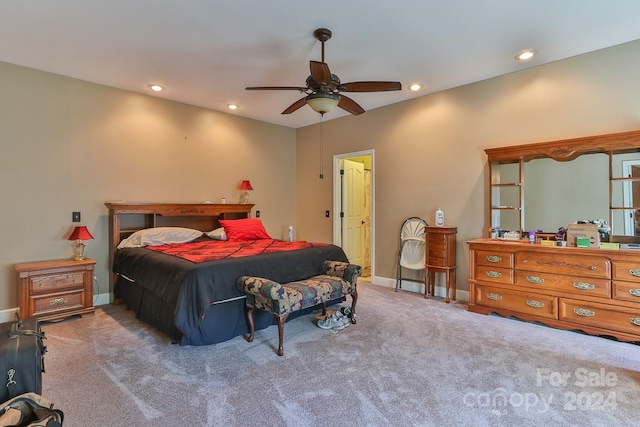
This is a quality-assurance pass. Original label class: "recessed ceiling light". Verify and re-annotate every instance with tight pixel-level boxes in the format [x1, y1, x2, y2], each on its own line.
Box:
[148, 84, 164, 92]
[227, 104, 239, 110]
[408, 83, 423, 91]
[514, 49, 537, 61]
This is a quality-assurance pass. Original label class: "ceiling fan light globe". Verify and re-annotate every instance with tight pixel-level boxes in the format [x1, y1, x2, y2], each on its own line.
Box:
[306, 93, 340, 114]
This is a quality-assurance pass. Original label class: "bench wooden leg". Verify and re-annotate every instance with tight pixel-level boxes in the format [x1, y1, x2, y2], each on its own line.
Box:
[274, 313, 289, 356]
[245, 306, 255, 343]
[349, 291, 358, 324]
[321, 302, 327, 316]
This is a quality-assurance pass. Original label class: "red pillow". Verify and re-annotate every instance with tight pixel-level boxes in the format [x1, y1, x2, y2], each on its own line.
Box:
[219, 218, 271, 241]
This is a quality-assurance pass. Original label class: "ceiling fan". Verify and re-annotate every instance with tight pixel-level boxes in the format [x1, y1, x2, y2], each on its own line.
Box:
[245, 28, 402, 116]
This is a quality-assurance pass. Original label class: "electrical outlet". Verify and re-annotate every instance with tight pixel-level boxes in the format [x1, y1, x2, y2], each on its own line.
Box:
[72, 212, 81, 222]
[325, 210, 330, 218]
[255, 210, 260, 218]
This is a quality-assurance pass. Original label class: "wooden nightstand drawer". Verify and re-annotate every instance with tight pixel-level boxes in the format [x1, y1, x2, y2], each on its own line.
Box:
[31, 291, 85, 317]
[15, 259, 95, 321]
[30, 271, 85, 294]
[474, 285, 558, 319]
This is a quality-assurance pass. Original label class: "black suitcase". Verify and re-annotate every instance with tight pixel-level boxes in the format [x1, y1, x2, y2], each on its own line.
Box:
[1, 318, 46, 401]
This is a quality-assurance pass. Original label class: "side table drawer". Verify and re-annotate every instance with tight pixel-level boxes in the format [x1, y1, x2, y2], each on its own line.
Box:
[30, 271, 85, 295]
[31, 291, 85, 317]
[474, 285, 558, 319]
[560, 298, 640, 336]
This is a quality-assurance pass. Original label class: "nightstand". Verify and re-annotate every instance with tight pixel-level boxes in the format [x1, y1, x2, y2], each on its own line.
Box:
[15, 259, 96, 321]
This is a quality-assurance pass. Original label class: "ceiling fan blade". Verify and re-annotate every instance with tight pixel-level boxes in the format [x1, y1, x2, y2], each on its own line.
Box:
[245, 86, 308, 91]
[339, 81, 402, 92]
[337, 94, 365, 115]
[310, 61, 331, 85]
[282, 97, 308, 114]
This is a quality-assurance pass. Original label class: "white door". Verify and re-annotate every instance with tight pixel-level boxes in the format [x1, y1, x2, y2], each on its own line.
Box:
[343, 159, 365, 266]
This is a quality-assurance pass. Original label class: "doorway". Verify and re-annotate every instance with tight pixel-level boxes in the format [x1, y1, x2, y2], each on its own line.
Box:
[333, 150, 374, 280]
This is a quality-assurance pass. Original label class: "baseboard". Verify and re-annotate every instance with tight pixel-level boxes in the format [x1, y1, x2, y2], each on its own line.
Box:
[0, 292, 112, 323]
[370, 275, 469, 303]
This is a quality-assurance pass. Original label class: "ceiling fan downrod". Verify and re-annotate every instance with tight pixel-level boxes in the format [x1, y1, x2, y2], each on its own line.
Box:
[313, 28, 332, 63]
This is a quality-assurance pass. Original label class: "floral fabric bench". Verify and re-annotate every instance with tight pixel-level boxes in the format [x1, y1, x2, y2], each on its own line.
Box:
[236, 260, 361, 356]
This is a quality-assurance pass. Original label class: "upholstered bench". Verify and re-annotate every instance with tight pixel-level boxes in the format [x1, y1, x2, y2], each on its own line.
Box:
[237, 260, 361, 356]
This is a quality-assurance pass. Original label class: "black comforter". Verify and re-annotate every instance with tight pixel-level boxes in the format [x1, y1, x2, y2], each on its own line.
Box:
[113, 241, 348, 345]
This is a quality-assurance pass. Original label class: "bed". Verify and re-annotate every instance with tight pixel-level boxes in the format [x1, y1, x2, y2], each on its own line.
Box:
[105, 202, 349, 345]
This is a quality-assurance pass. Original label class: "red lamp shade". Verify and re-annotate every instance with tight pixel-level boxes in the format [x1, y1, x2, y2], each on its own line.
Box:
[67, 226, 94, 241]
[239, 180, 253, 190]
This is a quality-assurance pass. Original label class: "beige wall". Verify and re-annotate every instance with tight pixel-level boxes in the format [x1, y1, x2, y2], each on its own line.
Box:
[295, 40, 640, 296]
[3, 38, 640, 313]
[0, 62, 296, 313]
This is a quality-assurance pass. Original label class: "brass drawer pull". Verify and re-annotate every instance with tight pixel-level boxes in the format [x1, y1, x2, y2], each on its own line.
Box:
[630, 318, 640, 326]
[485, 271, 502, 278]
[526, 276, 544, 284]
[526, 300, 544, 308]
[49, 297, 68, 306]
[486, 255, 502, 263]
[629, 269, 640, 277]
[629, 289, 640, 297]
[590, 266, 597, 271]
[486, 293, 502, 301]
[573, 308, 595, 317]
[573, 282, 596, 291]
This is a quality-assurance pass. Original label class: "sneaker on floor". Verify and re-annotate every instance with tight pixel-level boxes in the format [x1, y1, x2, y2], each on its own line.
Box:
[317, 313, 345, 330]
[333, 312, 351, 330]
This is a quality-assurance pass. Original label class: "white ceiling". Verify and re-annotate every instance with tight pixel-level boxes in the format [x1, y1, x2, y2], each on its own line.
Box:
[1, 1, 640, 129]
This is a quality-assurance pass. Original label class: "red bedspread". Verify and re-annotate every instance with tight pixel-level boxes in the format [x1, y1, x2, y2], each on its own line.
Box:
[147, 239, 328, 263]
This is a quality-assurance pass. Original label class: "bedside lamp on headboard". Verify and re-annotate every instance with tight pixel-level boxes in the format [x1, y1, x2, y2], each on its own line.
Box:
[68, 226, 94, 261]
[239, 180, 253, 204]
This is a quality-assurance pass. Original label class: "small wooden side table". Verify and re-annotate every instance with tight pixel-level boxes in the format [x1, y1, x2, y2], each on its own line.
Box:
[425, 226, 457, 303]
[15, 259, 95, 321]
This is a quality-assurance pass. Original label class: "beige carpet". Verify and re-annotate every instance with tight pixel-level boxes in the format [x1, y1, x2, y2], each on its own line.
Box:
[41, 282, 640, 426]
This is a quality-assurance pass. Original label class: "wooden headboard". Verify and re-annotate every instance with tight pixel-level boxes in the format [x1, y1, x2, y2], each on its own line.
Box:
[104, 202, 253, 299]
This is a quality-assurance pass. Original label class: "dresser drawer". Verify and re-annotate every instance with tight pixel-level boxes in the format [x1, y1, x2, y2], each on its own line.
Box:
[476, 265, 514, 284]
[516, 252, 610, 279]
[474, 285, 558, 319]
[612, 281, 640, 303]
[31, 291, 85, 317]
[515, 270, 610, 298]
[475, 250, 513, 268]
[29, 271, 85, 295]
[560, 298, 640, 336]
[611, 261, 640, 284]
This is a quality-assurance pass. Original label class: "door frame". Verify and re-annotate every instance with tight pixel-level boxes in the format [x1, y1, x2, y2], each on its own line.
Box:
[333, 149, 375, 278]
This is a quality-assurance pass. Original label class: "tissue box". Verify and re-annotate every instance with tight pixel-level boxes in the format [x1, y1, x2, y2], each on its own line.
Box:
[566, 223, 600, 248]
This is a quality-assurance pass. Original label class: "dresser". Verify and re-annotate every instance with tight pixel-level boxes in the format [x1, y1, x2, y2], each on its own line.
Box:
[425, 226, 457, 302]
[15, 259, 95, 321]
[468, 239, 640, 342]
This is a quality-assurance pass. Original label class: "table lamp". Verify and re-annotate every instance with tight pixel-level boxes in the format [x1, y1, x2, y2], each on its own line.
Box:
[239, 180, 253, 204]
[68, 225, 94, 260]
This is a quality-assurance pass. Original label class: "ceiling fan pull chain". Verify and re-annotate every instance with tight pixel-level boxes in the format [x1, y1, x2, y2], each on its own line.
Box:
[319, 114, 324, 179]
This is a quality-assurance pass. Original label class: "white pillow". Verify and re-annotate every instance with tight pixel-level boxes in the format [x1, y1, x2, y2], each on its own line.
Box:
[117, 227, 203, 249]
[206, 227, 227, 241]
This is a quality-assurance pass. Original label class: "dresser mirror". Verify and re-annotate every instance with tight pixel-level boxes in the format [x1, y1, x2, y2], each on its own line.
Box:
[486, 129, 640, 241]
